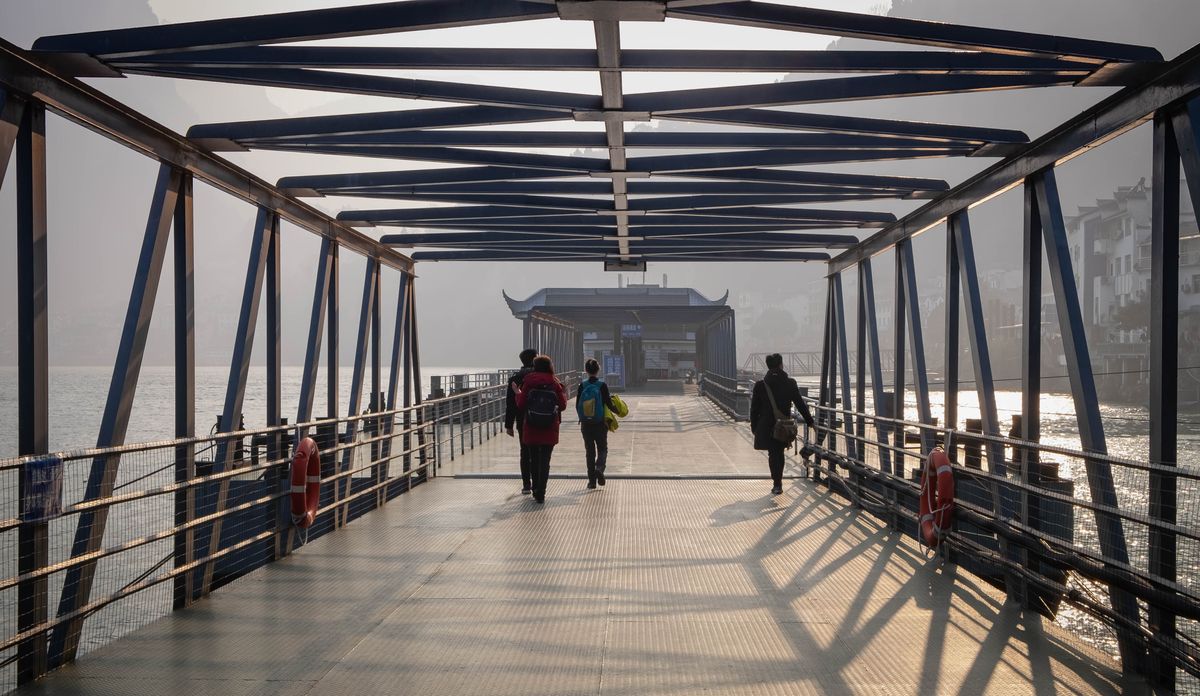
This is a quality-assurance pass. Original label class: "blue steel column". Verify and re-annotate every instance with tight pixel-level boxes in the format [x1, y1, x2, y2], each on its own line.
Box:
[50, 164, 181, 666]
[855, 266, 867, 465]
[266, 214, 282, 452]
[892, 244, 907, 476]
[832, 273, 856, 461]
[297, 238, 332, 427]
[1020, 176, 1044, 610]
[402, 274, 414, 472]
[200, 208, 272, 597]
[327, 243, 340, 423]
[860, 260, 891, 473]
[1034, 168, 1143, 673]
[383, 272, 410, 478]
[951, 211, 1004, 475]
[409, 278, 426, 470]
[1148, 108, 1181, 690]
[899, 243, 934, 454]
[15, 97, 48, 685]
[341, 257, 378, 525]
[816, 278, 834, 458]
[944, 224, 960, 435]
[172, 172, 196, 610]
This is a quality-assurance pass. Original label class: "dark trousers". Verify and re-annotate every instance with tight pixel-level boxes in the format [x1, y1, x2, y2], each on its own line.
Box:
[530, 444, 555, 496]
[767, 445, 786, 487]
[580, 421, 608, 482]
[516, 423, 532, 489]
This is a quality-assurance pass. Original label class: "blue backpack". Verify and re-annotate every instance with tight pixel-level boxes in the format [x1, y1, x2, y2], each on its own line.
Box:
[576, 380, 606, 423]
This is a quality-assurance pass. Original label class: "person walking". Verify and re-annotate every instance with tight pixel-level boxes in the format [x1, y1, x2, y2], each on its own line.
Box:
[515, 355, 567, 504]
[504, 348, 539, 494]
[576, 358, 616, 489]
[750, 353, 816, 495]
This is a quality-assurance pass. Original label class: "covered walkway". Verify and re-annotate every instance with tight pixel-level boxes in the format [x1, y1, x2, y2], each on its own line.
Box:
[19, 393, 1137, 696]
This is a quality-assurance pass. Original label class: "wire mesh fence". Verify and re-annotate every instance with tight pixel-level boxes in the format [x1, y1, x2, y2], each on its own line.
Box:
[0, 370, 551, 693]
[798, 397, 1200, 686]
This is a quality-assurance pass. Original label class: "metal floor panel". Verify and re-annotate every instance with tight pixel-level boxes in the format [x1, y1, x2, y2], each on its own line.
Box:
[21, 476, 1146, 696]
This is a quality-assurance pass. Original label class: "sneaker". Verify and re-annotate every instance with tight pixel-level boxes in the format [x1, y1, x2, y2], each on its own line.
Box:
[771, 485, 783, 495]
[534, 493, 545, 504]
[521, 487, 532, 495]
[597, 472, 606, 486]
[587, 480, 597, 489]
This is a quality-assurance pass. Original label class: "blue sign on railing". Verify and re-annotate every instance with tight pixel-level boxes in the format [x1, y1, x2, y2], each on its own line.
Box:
[23, 456, 64, 523]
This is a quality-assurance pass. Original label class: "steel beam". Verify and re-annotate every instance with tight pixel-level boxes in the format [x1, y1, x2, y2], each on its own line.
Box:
[382, 231, 859, 246]
[943, 224, 960, 435]
[110, 46, 1099, 75]
[627, 147, 975, 172]
[172, 172, 196, 610]
[131, 65, 600, 112]
[662, 107, 1027, 144]
[684, 167, 949, 191]
[342, 258, 379, 504]
[187, 106, 562, 149]
[327, 244, 341, 423]
[950, 211, 1004, 475]
[1148, 109, 1181, 690]
[297, 239, 332, 426]
[0, 88, 26, 189]
[1033, 168, 1142, 672]
[411, 249, 829, 262]
[33, 0, 557, 58]
[50, 164, 182, 666]
[0, 40, 411, 271]
[1019, 176, 1043, 610]
[200, 208, 273, 597]
[899, 243, 934, 454]
[892, 244, 907, 475]
[668, 2, 1161, 63]
[830, 44, 1200, 274]
[625, 73, 1074, 115]
[832, 274, 857, 461]
[15, 99, 49, 685]
[859, 260, 891, 473]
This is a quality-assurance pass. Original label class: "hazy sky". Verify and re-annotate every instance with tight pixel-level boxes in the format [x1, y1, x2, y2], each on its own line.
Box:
[2, 0, 1197, 371]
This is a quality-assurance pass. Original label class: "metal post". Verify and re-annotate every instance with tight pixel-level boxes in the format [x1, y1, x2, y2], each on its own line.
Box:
[16, 98, 48, 685]
[264, 214, 283, 559]
[893, 243, 907, 476]
[297, 238, 332, 426]
[342, 257, 378, 525]
[383, 272, 410, 483]
[951, 212, 1004, 475]
[944, 223, 960, 436]
[51, 164, 181, 665]
[1148, 108, 1181, 690]
[410, 279, 426, 472]
[172, 172, 196, 610]
[1020, 177, 1044, 611]
[816, 278, 834, 461]
[1034, 168, 1143, 672]
[860, 260, 892, 474]
[402, 276, 414, 473]
[855, 265, 867, 466]
[899, 243, 934, 455]
[327, 243, 340, 422]
[833, 273, 856, 461]
[200, 208, 272, 597]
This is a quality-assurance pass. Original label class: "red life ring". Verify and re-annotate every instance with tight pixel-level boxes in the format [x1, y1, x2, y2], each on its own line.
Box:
[290, 437, 321, 529]
[919, 447, 955, 547]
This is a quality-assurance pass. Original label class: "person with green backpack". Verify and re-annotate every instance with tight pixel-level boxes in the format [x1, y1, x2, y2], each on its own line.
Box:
[576, 358, 617, 489]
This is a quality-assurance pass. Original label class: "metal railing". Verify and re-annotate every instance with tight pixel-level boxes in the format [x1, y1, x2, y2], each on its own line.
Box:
[699, 371, 750, 420]
[800, 398, 1200, 682]
[0, 370, 573, 693]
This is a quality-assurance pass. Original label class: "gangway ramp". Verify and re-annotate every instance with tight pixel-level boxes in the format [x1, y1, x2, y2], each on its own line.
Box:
[16, 393, 1138, 695]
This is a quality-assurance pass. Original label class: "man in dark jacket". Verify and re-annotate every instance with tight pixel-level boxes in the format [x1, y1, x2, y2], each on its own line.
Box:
[750, 353, 816, 495]
[505, 348, 538, 494]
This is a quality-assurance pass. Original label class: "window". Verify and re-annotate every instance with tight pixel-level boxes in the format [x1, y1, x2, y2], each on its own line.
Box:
[1125, 255, 1132, 274]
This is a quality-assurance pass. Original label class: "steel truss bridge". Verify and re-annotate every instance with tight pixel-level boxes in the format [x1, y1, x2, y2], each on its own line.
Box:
[1, 1, 1199, 693]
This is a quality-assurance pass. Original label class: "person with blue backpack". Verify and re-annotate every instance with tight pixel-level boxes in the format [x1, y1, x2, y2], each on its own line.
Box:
[515, 355, 567, 504]
[576, 358, 616, 490]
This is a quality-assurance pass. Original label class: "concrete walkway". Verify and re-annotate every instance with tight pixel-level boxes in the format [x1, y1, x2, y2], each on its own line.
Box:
[20, 392, 1142, 695]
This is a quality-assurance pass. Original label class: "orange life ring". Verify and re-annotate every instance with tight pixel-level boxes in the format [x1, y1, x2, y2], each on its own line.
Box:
[919, 447, 955, 547]
[290, 437, 321, 529]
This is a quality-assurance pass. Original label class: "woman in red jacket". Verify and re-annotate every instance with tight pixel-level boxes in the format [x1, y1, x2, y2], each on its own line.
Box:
[515, 355, 568, 503]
